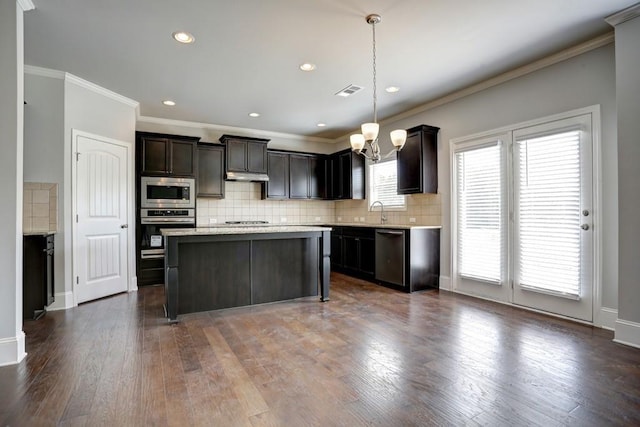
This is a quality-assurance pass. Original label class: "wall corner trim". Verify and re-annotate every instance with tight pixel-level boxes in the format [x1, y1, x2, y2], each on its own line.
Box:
[17, 0, 35, 12]
[614, 318, 640, 349]
[605, 4, 640, 27]
[0, 332, 26, 367]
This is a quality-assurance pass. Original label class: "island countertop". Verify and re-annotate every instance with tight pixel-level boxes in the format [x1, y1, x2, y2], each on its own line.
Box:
[161, 225, 331, 236]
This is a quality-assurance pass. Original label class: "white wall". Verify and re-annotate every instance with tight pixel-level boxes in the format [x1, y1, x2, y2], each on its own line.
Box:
[23, 70, 138, 308]
[611, 12, 640, 345]
[367, 44, 619, 313]
[0, 0, 26, 366]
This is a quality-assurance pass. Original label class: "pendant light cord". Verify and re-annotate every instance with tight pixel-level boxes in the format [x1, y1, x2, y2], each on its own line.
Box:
[372, 20, 377, 124]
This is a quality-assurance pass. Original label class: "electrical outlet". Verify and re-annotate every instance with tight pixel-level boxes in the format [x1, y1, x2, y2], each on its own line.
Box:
[354, 217, 359, 222]
[337, 216, 342, 221]
[209, 218, 217, 224]
[360, 217, 365, 222]
[409, 217, 416, 223]
[280, 217, 287, 223]
[315, 216, 321, 221]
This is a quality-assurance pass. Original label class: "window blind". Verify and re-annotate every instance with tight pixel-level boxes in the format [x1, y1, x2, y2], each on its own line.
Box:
[455, 144, 503, 283]
[369, 161, 405, 208]
[515, 130, 582, 298]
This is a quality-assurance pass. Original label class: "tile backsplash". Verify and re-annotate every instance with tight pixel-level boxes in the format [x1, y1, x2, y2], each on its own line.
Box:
[197, 181, 336, 226]
[197, 181, 441, 227]
[334, 193, 441, 226]
[24, 182, 58, 233]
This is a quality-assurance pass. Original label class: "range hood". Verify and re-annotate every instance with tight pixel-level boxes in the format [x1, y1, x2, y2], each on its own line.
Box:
[225, 171, 269, 182]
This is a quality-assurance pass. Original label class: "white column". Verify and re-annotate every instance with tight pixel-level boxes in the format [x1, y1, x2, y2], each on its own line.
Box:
[607, 5, 640, 348]
[0, 0, 33, 366]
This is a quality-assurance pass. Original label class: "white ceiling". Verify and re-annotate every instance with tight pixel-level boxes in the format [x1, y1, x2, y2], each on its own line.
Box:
[24, 0, 635, 141]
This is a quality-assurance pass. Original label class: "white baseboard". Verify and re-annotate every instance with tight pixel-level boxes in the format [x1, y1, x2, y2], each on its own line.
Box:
[614, 319, 640, 349]
[46, 291, 75, 311]
[439, 275, 451, 291]
[598, 307, 618, 331]
[129, 275, 138, 292]
[0, 332, 26, 367]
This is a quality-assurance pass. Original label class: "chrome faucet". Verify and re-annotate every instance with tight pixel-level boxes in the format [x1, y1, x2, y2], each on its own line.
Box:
[370, 200, 387, 224]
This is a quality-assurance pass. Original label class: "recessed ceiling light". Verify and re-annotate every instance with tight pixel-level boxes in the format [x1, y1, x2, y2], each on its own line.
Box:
[172, 31, 195, 44]
[162, 100, 176, 106]
[317, 123, 326, 127]
[248, 112, 260, 118]
[385, 86, 400, 93]
[299, 63, 316, 72]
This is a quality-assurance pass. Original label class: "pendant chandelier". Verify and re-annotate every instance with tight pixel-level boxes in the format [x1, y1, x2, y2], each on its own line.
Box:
[350, 14, 407, 163]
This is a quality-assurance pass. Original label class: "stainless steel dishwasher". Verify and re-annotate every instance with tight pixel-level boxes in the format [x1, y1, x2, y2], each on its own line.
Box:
[375, 229, 405, 287]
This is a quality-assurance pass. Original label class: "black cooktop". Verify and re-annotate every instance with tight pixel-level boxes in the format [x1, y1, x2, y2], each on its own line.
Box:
[225, 221, 269, 225]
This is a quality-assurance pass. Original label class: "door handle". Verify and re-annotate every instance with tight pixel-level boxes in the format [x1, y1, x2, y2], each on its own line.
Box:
[580, 224, 589, 230]
[121, 224, 129, 229]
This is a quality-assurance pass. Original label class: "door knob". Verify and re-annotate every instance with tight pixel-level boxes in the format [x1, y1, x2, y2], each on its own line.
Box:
[580, 224, 589, 230]
[121, 224, 128, 229]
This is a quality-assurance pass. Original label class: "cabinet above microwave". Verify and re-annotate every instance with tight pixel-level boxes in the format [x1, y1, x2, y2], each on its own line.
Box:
[136, 132, 200, 177]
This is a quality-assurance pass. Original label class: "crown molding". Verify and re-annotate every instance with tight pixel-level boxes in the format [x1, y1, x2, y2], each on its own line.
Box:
[336, 31, 615, 143]
[17, 0, 35, 12]
[25, 65, 139, 109]
[65, 74, 139, 108]
[24, 65, 65, 79]
[136, 115, 335, 144]
[606, 4, 640, 26]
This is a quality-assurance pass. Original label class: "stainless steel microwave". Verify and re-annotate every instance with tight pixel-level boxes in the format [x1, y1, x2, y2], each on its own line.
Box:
[140, 176, 195, 209]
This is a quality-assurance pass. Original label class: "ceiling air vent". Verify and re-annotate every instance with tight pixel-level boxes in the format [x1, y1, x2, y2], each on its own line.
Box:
[335, 84, 364, 97]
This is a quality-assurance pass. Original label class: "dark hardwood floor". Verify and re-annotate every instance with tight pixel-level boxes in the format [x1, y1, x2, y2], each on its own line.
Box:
[1, 273, 639, 426]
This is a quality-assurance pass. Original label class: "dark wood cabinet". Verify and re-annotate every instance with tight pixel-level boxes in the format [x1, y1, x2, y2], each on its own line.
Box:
[23, 234, 55, 320]
[330, 225, 440, 292]
[341, 227, 375, 279]
[219, 134, 269, 174]
[325, 149, 365, 200]
[262, 151, 325, 200]
[308, 155, 325, 199]
[289, 154, 310, 199]
[397, 124, 440, 194]
[137, 132, 199, 177]
[263, 151, 289, 199]
[197, 143, 225, 198]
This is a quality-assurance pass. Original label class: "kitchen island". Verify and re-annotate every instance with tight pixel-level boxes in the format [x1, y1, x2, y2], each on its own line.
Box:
[162, 226, 331, 321]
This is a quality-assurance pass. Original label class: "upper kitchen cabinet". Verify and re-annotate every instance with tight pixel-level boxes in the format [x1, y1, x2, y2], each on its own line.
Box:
[197, 143, 225, 198]
[262, 151, 289, 199]
[397, 124, 440, 194]
[219, 134, 269, 174]
[137, 132, 200, 177]
[326, 149, 365, 200]
[262, 151, 325, 200]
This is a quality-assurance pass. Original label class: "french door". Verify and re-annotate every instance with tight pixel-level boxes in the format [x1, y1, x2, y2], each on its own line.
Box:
[452, 111, 595, 322]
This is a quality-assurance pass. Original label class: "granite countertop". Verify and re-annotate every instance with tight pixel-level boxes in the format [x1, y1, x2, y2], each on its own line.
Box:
[323, 223, 442, 230]
[162, 225, 331, 236]
[23, 231, 56, 236]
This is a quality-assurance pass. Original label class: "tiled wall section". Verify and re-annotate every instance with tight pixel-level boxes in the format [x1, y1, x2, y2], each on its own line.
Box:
[196, 181, 336, 226]
[23, 182, 58, 233]
[334, 193, 442, 226]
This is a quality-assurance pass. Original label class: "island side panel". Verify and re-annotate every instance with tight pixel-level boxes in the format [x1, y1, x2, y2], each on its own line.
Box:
[320, 230, 330, 301]
[165, 235, 179, 322]
[177, 240, 252, 314]
[251, 237, 318, 304]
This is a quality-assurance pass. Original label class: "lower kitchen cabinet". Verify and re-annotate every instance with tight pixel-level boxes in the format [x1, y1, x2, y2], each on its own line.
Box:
[330, 225, 440, 292]
[23, 233, 55, 320]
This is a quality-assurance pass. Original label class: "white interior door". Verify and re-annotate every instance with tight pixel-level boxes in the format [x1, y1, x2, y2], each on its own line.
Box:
[75, 133, 129, 303]
[512, 115, 593, 321]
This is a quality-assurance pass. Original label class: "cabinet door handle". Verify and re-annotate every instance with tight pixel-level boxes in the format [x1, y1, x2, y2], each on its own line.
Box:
[376, 230, 404, 235]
